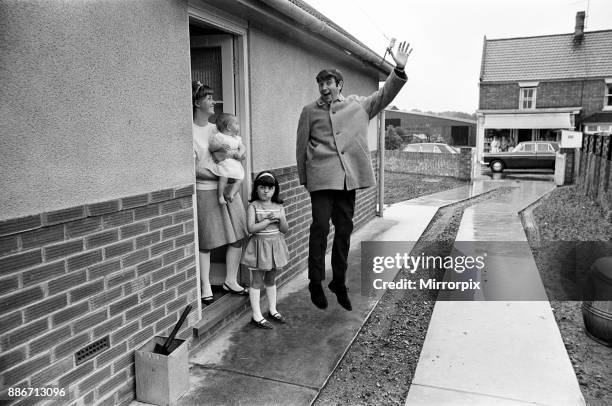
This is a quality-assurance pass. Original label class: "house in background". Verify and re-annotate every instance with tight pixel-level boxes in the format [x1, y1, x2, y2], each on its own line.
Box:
[385, 109, 476, 147]
[0, 1, 391, 404]
[476, 11, 612, 158]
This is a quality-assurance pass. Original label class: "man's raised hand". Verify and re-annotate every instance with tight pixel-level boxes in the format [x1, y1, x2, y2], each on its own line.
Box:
[389, 41, 413, 70]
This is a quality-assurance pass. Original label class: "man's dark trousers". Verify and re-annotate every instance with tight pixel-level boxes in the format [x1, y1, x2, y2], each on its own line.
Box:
[308, 189, 356, 287]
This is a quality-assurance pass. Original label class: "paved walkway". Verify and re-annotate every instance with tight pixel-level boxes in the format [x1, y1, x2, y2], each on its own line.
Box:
[405, 180, 586, 406]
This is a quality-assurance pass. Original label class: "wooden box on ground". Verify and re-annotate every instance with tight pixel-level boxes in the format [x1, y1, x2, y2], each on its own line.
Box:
[135, 336, 189, 406]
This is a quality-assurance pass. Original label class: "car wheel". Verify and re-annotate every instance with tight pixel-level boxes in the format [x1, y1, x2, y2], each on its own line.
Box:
[490, 160, 504, 173]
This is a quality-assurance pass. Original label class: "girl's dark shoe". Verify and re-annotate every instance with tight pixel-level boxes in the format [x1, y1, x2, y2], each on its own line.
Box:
[202, 296, 214, 306]
[250, 318, 273, 329]
[329, 282, 352, 311]
[223, 283, 248, 295]
[268, 311, 287, 324]
[309, 282, 328, 309]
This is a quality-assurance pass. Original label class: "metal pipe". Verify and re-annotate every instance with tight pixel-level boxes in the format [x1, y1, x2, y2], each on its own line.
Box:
[378, 110, 385, 217]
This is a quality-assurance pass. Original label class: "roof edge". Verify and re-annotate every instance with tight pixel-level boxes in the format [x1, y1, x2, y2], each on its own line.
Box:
[255, 0, 394, 78]
[479, 35, 487, 82]
[484, 28, 612, 43]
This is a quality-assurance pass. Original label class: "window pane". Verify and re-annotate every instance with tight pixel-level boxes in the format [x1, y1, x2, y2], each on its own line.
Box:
[421, 145, 434, 152]
[537, 144, 549, 152]
[523, 144, 535, 152]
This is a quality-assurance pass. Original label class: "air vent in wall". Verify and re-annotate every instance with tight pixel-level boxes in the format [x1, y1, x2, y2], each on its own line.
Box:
[75, 335, 110, 365]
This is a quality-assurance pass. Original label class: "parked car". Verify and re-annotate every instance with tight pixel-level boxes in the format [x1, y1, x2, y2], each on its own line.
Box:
[402, 143, 459, 154]
[483, 141, 559, 172]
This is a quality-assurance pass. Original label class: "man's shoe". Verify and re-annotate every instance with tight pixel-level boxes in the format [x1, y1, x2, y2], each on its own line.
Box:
[329, 282, 352, 311]
[309, 282, 328, 309]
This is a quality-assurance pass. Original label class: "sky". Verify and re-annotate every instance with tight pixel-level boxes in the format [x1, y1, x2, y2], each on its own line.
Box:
[305, 0, 612, 114]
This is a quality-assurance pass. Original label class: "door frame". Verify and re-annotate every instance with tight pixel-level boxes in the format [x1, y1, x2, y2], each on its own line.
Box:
[188, 1, 251, 309]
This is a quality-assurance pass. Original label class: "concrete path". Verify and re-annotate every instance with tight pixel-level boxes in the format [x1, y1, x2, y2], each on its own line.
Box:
[129, 182, 502, 406]
[405, 181, 586, 406]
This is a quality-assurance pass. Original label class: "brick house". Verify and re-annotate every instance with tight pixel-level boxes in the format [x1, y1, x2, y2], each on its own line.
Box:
[0, 1, 392, 404]
[476, 11, 612, 158]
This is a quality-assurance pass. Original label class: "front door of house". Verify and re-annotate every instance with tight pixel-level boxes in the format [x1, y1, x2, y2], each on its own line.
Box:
[190, 34, 246, 285]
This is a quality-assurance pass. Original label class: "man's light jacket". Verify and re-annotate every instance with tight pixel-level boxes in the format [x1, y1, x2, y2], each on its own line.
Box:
[296, 69, 407, 192]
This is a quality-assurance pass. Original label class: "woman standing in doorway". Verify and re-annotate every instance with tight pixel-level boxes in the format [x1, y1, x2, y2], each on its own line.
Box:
[192, 81, 248, 305]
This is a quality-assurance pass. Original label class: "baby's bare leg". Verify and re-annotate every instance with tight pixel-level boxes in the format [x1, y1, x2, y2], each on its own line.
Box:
[218, 177, 228, 204]
[229, 179, 242, 199]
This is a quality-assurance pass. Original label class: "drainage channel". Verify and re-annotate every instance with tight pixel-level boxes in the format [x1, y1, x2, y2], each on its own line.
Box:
[313, 186, 515, 406]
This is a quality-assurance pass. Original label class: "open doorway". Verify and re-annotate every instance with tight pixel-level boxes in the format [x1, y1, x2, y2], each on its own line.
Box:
[189, 12, 250, 310]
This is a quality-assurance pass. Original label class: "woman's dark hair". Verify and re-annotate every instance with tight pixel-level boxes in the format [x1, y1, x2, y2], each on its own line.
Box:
[192, 81, 214, 109]
[249, 172, 283, 204]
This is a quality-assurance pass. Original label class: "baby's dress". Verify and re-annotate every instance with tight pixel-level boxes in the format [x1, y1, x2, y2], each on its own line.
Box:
[208, 131, 245, 180]
[241, 202, 289, 271]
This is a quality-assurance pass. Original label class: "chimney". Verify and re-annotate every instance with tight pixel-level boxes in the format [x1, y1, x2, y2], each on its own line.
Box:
[574, 11, 585, 45]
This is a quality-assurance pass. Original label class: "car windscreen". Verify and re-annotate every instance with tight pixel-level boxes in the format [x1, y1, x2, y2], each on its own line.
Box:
[420, 144, 435, 152]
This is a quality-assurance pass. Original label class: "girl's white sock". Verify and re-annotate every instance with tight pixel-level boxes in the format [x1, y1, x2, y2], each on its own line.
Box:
[250, 288, 263, 321]
[267, 285, 277, 315]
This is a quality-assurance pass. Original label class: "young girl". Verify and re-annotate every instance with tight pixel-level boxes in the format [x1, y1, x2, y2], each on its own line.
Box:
[241, 172, 290, 329]
[208, 113, 246, 205]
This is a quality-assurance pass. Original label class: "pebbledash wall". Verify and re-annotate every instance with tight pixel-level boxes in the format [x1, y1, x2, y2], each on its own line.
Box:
[576, 134, 612, 218]
[384, 148, 474, 180]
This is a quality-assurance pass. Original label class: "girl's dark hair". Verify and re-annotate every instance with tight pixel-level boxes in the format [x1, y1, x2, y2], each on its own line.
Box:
[249, 172, 283, 204]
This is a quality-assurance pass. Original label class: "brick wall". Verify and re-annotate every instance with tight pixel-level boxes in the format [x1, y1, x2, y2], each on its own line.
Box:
[479, 79, 606, 119]
[384, 148, 473, 180]
[0, 185, 199, 406]
[261, 152, 379, 287]
[576, 134, 612, 218]
[479, 83, 519, 110]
